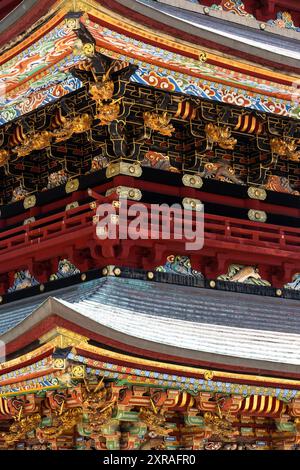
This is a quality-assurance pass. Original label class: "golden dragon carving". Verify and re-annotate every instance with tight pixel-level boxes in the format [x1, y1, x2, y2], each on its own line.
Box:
[205, 123, 237, 150]
[143, 111, 175, 137]
[270, 137, 300, 162]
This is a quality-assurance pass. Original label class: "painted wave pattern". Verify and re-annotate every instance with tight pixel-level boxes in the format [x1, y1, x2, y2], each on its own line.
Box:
[0, 19, 295, 123]
[0, 25, 77, 88]
[132, 67, 291, 116]
[0, 75, 82, 125]
[86, 21, 293, 97]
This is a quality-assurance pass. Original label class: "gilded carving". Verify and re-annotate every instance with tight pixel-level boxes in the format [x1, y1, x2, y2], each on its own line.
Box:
[95, 101, 121, 125]
[0, 149, 9, 166]
[65, 17, 80, 30]
[36, 408, 83, 440]
[52, 114, 92, 143]
[38, 327, 89, 348]
[82, 43, 95, 57]
[143, 111, 175, 137]
[13, 131, 52, 157]
[89, 81, 114, 102]
[205, 123, 237, 150]
[270, 137, 300, 162]
[139, 407, 171, 436]
[71, 365, 86, 379]
[82, 380, 116, 432]
[140, 151, 179, 172]
[4, 413, 41, 445]
[247, 186, 267, 201]
[203, 411, 235, 440]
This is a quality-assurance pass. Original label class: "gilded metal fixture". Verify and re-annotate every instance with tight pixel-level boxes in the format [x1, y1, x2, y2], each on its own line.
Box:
[248, 209, 267, 223]
[247, 186, 267, 201]
[182, 174, 203, 189]
[182, 197, 202, 211]
[23, 195, 36, 209]
[106, 186, 142, 201]
[106, 161, 142, 178]
[65, 178, 79, 194]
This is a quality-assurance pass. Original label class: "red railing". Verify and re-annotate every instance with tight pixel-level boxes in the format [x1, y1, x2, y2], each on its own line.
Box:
[204, 214, 300, 251]
[0, 197, 298, 273]
[0, 202, 96, 253]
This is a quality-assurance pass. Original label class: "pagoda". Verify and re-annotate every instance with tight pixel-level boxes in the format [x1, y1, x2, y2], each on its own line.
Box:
[0, 0, 299, 451]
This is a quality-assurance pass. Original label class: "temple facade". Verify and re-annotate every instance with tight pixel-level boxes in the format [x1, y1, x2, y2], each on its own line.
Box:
[0, 0, 299, 451]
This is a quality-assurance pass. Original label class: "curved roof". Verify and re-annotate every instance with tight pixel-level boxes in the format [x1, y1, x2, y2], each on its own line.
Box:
[1, 0, 300, 71]
[0, 0, 56, 48]
[1, 276, 300, 374]
[0, 0, 299, 124]
[132, 0, 300, 66]
[0, 0, 22, 22]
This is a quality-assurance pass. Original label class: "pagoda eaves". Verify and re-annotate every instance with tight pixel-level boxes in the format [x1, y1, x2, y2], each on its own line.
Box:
[0, 0, 299, 451]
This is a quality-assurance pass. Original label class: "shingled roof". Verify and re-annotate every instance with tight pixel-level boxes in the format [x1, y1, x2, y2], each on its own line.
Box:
[129, 0, 300, 67]
[1, 276, 300, 373]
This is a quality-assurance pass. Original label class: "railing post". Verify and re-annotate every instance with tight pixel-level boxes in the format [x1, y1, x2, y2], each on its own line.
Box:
[25, 225, 29, 243]
[279, 230, 285, 248]
[225, 219, 231, 238]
